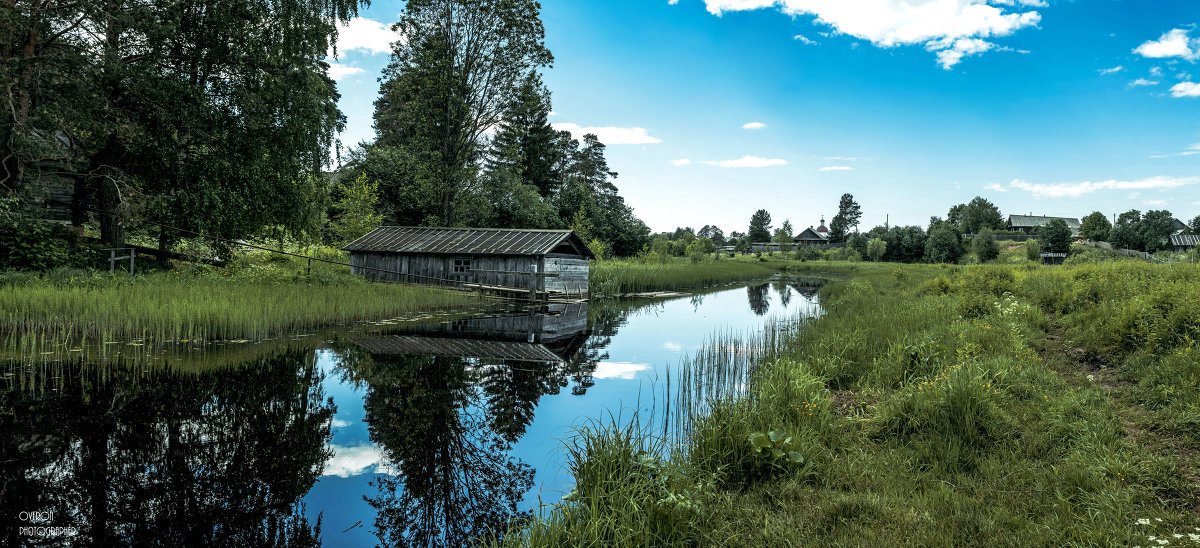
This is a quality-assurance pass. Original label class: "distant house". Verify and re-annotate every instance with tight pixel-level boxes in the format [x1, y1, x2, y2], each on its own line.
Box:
[794, 217, 832, 247]
[1040, 252, 1067, 265]
[1008, 215, 1082, 236]
[1169, 234, 1200, 253]
[343, 227, 594, 298]
[1173, 218, 1188, 235]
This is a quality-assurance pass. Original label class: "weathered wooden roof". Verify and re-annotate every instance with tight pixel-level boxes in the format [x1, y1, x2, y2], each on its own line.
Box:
[343, 227, 595, 258]
[352, 335, 566, 363]
[794, 227, 828, 242]
[1169, 234, 1200, 247]
[1008, 215, 1081, 228]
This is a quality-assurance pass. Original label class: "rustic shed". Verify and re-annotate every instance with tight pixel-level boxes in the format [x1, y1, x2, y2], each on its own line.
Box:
[1169, 234, 1200, 253]
[343, 227, 594, 297]
[1040, 252, 1067, 265]
[1008, 215, 1081, 235]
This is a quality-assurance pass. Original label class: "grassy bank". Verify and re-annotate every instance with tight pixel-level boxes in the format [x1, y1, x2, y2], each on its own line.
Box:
[590, 259, 777, 295]
[0, 254, 478, 346]
[498, 260, 1200, 546]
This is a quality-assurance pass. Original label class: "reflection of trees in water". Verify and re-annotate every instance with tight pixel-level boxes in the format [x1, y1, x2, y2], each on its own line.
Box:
[747, 284, 771, 316]
[353, 354, 533, 548]
[0, 349, 332, 547]
[773, 280, 792, 308]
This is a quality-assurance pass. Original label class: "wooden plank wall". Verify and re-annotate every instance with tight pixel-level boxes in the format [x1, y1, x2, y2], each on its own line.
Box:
[544, 257, 589, 295]
[351, 252, 542, 291]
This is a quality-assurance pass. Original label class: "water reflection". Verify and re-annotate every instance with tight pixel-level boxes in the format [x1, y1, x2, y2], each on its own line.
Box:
[0, 349, 332, 546]
[1, 279, 824, 547]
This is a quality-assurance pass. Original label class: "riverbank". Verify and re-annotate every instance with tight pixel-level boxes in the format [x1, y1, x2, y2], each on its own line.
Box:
[497, 261, 1200, 546]
[589, 258, 777, 295]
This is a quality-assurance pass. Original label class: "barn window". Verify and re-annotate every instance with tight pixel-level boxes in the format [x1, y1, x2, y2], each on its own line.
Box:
[452, 259, 472, 273]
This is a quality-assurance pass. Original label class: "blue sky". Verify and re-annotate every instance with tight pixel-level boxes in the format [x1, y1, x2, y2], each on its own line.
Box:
[326, 0, 1200, 234]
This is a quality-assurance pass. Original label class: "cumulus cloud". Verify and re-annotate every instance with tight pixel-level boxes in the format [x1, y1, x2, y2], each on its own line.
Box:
[984, 183, 1008, 192]
[742, 121, 767, 129]
[1133, 29, 1199, 60]
[1129, 78, 1159, 87]
[701, 0, 1042, 69]
[703, 155, 788, 168]
[1002, 176, 1199, 199]
[1098, 65, 1124, 76]
[593, 362, 652, 380]
[672, 158, 693, 166]
[552, 123, 663, 144]
[1170, 82, 1200, 98]
[329, 418, 350, 428]
[327, 63, 365, 80]
[793, 34, 817, 44]
[330, 18, 401, 57]
[819, 165, 853, 171]
[323, 444, 391, 478]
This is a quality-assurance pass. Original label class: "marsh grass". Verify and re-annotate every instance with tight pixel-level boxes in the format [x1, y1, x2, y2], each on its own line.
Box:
[590, 260, 775, 295]
[500, 260, 1200, 546]
[0, 268, 478, 354]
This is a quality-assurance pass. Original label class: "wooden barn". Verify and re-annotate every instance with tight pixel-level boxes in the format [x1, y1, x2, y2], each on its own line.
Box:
[343, 227, 594, 298]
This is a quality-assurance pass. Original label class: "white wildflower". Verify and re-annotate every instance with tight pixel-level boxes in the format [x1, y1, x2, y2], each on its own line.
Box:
[1087, 374, 1095, 382]
[1138, 519, 1152, 525]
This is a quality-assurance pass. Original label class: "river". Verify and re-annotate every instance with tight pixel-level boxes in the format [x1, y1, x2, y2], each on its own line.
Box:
[1, 278, 823, 547]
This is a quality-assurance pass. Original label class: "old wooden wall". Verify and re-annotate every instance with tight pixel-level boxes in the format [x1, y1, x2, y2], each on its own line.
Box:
[351, 253, 542, 290]
[543, 257, 589, 295]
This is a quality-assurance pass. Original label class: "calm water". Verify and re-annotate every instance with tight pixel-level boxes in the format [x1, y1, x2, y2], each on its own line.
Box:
[1, 279, 822, 547]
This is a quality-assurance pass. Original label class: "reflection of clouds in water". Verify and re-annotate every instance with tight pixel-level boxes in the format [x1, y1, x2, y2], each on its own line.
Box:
[662, 341, 682, 352]
[592, 361, 651, 380]
[330, 418, 349, 428]
[323, 444, 394, 478]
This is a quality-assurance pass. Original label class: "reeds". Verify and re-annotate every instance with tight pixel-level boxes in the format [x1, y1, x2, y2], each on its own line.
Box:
[590, 260, 775, 296]
[0, 272, 478, 349]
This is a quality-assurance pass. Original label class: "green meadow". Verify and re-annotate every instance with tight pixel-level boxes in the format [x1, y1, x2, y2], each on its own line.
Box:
[496, 260, 1200, 547]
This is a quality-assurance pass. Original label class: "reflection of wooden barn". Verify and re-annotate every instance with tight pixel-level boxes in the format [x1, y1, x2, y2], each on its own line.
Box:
[343, 227, 594, 298]
[353, 303, 590, 363]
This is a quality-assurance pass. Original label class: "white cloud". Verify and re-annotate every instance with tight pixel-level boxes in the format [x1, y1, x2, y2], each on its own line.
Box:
[793, 34, 817, 44]
[1098, 65, 1124, 76]
[824, 156, 858, 161]
[819, 165, 853, 171]
[323, 444, 391, 478]
[703, 155, 788, 168]
[1151, 66, 1164, 77]
[1133, 29, 1199, 60]
[330, 18, 401, 57]
[1144, 199, 1168, 207]
[931, 37, 998, 69]
[1004, 176, 1199, 198]
[984, 182, 1008, 192]
[669, 0, 680, 4]
[672, 158, 692, 166]
[593, 361, 652, 380]
[702, 0, 1042, 69]
[1149, 154, 1170, 159]
[327, 63, 365, 80]
[552, 123, 663, 144]
[1171, 82, 1200, 97]
[330, 418, 350, 428]
[1129, 78, 1159, 87]
[742, 121, 767, 129]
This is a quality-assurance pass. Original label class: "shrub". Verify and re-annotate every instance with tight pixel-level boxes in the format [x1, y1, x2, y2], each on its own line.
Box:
[924, 227, 964, 264]
[1025, 239, 1041, 261]
[973, 228, 1000, 262]
[823, 247, 862, 262]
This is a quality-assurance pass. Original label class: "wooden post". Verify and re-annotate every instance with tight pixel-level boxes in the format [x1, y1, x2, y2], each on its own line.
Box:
[128, 249, 135, 276]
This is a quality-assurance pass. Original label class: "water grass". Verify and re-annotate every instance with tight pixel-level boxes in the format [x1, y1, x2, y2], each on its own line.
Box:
[589, 259, 776, 295]
[0, 269, 479, 349]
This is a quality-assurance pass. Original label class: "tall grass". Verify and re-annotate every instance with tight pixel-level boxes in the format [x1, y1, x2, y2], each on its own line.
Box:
[0, 269, 478, 347]
[590, 259, 775, 296]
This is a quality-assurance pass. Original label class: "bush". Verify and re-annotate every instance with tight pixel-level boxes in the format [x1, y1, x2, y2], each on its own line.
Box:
[1025, 239, 1041, 261]
[0, 213, 102, 271]
[823, 247, 862, 262]
[924, 227, 964, 264]
[794, 246, 822, 261]
[866, 238, 887, 262]
[973, 228, 1000, 262]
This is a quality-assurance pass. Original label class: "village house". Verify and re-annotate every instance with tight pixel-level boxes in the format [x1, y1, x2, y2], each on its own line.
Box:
[1168, 234, 1200, 253]
[1007, 214, 1082, 235]
[793, 217, 831, 247]
[343, 227, 594, 299]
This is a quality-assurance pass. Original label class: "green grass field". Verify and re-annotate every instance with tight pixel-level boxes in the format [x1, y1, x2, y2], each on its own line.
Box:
[496, 260, 1200, 547]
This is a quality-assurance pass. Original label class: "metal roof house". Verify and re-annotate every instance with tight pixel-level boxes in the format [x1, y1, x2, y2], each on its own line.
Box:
[1169, 234, 1200, 253]
[1007, 215, 1082, 235]
[793, 227, 829, 247]
[343, 227, 594, 298]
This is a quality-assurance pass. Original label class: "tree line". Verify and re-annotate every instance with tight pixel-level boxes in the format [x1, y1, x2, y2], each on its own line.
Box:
[3, 0, 652, 262]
